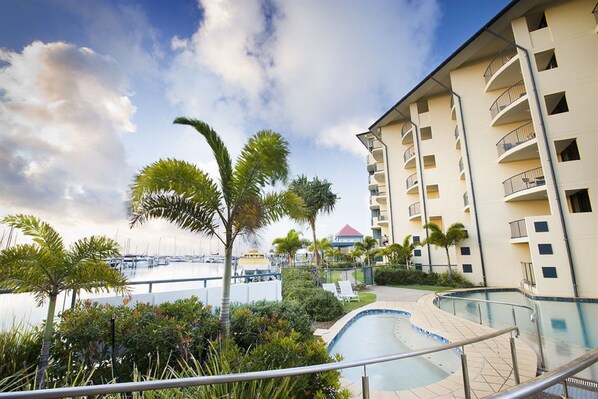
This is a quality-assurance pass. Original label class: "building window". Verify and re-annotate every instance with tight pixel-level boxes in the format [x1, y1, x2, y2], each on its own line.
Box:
[423, 155, 436, 169]
[522, 262, 536, 286]
[566, 189, 592, 213]
[538, 244, 553, 255]
[417, 100, 429, 114]
[420, 127, 433, 141]
[460, 247, 471, 255]
[534, 221, 549, 232]
[413, 249, 421, 257]
[412, 236, 420, 243]
[415, 263, 423, 270]
[462, 264, 473, 273]
[426, 184, 439, 199]
[542, 267, 557, 278]
[545, 92, 569, 115]
[527, 12, 548, 31]
[555, 139, 580, 162]
[535, 49, 558, 71]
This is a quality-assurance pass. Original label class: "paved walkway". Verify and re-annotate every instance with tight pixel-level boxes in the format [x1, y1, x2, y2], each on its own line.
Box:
[317, 287, 538, 399]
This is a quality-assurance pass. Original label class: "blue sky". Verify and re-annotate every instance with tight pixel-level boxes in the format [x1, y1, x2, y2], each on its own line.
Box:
[0, 0, 511, 255]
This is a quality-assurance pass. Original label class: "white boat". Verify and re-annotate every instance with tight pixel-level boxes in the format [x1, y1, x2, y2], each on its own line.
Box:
[238, 250, 271, 270]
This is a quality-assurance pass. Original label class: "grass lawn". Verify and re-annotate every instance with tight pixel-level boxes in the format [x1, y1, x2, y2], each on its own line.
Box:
[390, 285, 451, 292]
[342, 292, 376, 313]
[327, 269, 365, 284]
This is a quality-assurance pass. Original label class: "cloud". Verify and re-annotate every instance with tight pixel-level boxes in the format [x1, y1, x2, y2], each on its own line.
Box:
[166, 0, 441, 155]
[0, 41, 136, 224]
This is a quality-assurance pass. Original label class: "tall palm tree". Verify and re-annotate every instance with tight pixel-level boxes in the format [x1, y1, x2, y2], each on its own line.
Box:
[393, 234, 420, 266]
[129, 118, 301, 337]
[327, 248, 342, 264]
[347, 248, 364, 266]
[288, 176, 338, 266]
[0, 214, 128, 388]
[354, 236, 378, 267]
[307, 237, 332, 265]
[423, 222, 467, 279]
[272, 229, 308, 267]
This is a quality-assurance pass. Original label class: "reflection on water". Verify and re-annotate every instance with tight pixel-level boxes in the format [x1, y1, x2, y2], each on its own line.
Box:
[0, 262, 226, 330]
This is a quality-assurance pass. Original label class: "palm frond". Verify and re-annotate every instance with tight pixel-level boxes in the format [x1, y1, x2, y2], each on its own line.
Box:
[0, 244, 56, 301]
[131, 193, 220, 238]
[173, 118, 233, 203]
[66, 260, 130, 296]
[2, 215, 64, 254]
[68, 236, 120, 265]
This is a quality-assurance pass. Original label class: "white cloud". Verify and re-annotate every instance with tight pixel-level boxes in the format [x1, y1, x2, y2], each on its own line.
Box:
[166, 0, 441, 155]
[0, 41, 136, 224]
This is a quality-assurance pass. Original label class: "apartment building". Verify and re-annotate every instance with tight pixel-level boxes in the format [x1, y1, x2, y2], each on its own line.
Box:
[357, 0, 597, 298]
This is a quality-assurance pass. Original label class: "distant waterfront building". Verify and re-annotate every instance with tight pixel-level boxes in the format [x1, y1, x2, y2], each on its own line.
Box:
[332, 224, 364, 254]
[357, 0, 597, 298]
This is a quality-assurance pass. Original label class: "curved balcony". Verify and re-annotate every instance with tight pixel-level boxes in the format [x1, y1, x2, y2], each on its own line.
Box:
[401, 122, 414, 145]
[509, 219, 529, 243]
[366, 153, 377, 172]
[458, 157, 465, 180]
[496, 122, 538, 163]
[373, 164, 385, 182]
[377, 211, 389, 226]
[503, 167, 547, 202]
[374, 189, 387, 205]
[408, 202, 421, 220]
[406, 173, 419, 194]
[484, 45, 521, 92]
[490, 81, 529, 126]
[368, 175, 378, 191]
[450, 95, 456, 120]
[454, 125, 461, 149]
[369, 196, 380, 210]
[403, 145, 416, 169]
[463, 192, 470, 212]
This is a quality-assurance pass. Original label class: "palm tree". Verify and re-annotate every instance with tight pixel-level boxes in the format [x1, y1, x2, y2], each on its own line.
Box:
[347, 248, 364, 266]
[129, 118, 301, 337]
[0, 214, 128, 388]
[328, 248, 342, 264]
[288, 176, 338, 266]
[392, 234, 420, 266]
[272, 229, 308, 267]
[307, 238, 332, 265]
[354, 236, 378, 267]
[423, 222, 467, 279]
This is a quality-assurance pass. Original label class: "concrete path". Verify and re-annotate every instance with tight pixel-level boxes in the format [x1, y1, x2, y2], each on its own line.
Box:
[368, 285, 432, 302]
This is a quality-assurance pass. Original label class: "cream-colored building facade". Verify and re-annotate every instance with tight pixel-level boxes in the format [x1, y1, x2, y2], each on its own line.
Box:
[358, 0, 597, 298]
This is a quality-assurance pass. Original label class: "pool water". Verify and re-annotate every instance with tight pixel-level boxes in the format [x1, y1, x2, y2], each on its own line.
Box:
[437, 290, 598, 380]
[327, 311, 460, 391]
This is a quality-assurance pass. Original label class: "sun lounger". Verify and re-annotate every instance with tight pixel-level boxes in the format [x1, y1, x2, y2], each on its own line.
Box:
[338, 280, 360, 302]
[323, 283, 342, 300]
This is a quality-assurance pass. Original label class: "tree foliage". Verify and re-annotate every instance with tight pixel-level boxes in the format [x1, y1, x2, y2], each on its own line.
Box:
[423, 222, 468, 279]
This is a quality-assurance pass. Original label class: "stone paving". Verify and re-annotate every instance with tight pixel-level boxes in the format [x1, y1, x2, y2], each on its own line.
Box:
[316, 290, 538, 399]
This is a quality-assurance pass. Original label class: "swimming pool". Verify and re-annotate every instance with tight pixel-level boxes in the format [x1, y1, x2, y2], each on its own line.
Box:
[327, 310, 460, 391]
[436, 289, 598, 380]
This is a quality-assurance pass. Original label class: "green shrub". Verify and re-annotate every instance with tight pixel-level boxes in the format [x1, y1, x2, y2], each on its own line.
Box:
[0, 326, 41, 391]
[437, 271, 475, 288]
[374, 267, 474, 288]
[302, 290, 343, 322]
[52, 297, 219, 384]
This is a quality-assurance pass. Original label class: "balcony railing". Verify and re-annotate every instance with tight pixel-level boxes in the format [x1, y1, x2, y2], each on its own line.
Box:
[450, 95, 455, 110]
[496, 122, 536, 156]
[454, 126, 459, 141]
[403, 145, 415, 163]
[490, 80, 526, 119]
[503, 167, 545, 196]
[463, 192, 469, 207]
[401, 122, 413, 138]
[510, 219, 527, 239]
[521, 262, 536, 287]
[458, 157, 464, 173]
[408, 202, 421, 217]
[406, 173, 418, 190]
[483, 45, 518, 84]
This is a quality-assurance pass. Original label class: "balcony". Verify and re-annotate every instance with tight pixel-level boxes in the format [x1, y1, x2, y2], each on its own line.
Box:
[368, 175, 378, 191]
[450, 95, 456, 120]
[458, 157, 465, 180]
[401, 122, 414, 145]
[454, 125, 461, 149]
[403, 145, 416, 169]
[503, 167, 548, 202]
[377, 211, 389, 226]
[366, 153, 377, 172]
[373, 163, 385, 183]
[369, 194, 380, 210]
[489, 81, 530, 126]
[496, 122, 538, 163]
[406, 173, 419, 195]
[463, 192, 470, 212]
[408, 202, 421, 220]
[484, 45, 521, 92]
[510, 219, 529, 243]
[374, 189, 387, 205]
[369, 141, 384, 161]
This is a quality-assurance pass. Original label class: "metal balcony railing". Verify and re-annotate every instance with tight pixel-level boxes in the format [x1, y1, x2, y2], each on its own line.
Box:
[496, 122, 536, 156]
[483, 45, 518, 84]
[408, 202, 420, 217]
[463, 192, 469, 207]
[510, 219, 527, 239]
[454, 125, 459, 141]
[490, 80, 526, 119]
[458, 157, 464, 173]
[521, 262, 536, 287]
[403, 145, 415, 163]
[401, 122, 413, 138]
[450, 95, 455, 110]
[503, 167, 545, 196]
[406, 173, 418, 190]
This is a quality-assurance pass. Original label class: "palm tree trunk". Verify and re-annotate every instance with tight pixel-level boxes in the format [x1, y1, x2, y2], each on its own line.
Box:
[220, 240, 233, 338]
[310, 220, 320, 266]
[445, 247, 453, 280]
[36, 293, 57, 388]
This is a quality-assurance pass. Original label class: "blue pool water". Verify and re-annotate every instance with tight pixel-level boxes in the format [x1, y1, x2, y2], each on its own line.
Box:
[436, 290, 598, 379]
[327, 310, 460, 391]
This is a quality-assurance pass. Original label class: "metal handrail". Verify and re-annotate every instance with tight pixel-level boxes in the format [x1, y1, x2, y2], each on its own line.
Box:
[403, 145, 415, 163]
[401, 122, 413, 138]
[510, 219, 527, 239]
[454, 125, 459, 141]
[486, 348, 598, 399]
[0, 326, 519, 399]
[463, 192, 469, 207]
[459, 157, 464, 173]
[408, 202, 421, 217]
[490, 80, 526, 119]
[484, 45, 518, 84]
[503, 167, 545, 196]
[435, 291, 546, 369]
[406, 173, 418, 190]
[496, 122, 535, 157]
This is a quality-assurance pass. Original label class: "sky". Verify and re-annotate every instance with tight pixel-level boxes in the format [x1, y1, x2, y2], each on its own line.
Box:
[0, 0, 512, 256]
